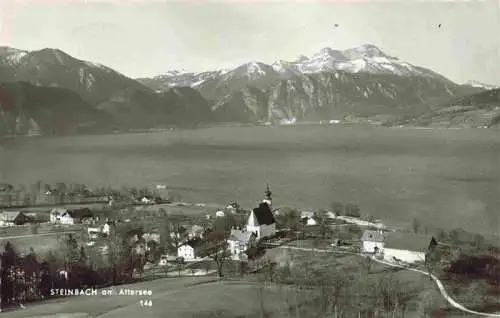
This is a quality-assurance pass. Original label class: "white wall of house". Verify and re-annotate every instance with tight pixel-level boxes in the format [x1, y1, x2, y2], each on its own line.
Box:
[246, 224, 261, 238]
[177, 245, 203, 261]
[383, 248, 426, 264]
[102, 224, 110, 235]
[362, 241, 385, 253]
[59, 215, 75, 225]
[228, 240, 249, 260]
[227, 240, 254, 261]
[305, 218, 317, 226]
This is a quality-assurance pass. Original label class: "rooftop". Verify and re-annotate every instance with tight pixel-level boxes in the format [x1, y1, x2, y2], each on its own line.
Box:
[250, 202, 275, 226]
[361, 230, 385, 243]
[385, 232, 433, 252]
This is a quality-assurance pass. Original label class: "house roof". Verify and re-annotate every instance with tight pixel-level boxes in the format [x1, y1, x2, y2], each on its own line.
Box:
[181, 237, 203, 249]
[65, 208, 93, 219]
[250, 202, 276, 226]
[50, 208, 68, 215]
[361, 230, 385, 243]
[1, 211, 23, 221]
[384, 233, 433, 252]
[301, 211, 315, 219]
[229, 229, 255, 244]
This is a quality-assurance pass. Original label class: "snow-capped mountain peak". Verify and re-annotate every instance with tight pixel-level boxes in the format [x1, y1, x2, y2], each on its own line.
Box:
[145, 44, 448, 89]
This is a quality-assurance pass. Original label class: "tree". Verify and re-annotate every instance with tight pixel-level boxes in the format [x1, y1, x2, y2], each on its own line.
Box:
[276, 207, 300, 230]
[412, 218, 420, 234]
[159, 208, 171, 254]
[345, 203, 361, 218]
[55, 182, 67, 204]
[62, 233, 79, 272]
[79, 246, 87, 263]
[203, 216, 232, 278]
[315, 210, 331, 240]
[425, 238, 441, 278]
[362, 255, 373, 274]
[435, 228, 447, 242]
[30, 222, 40, 235]
[331, 201, 343, 216]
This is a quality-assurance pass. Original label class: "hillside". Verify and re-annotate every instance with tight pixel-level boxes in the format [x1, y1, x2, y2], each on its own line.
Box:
[391, 88, 500, 128]
[0, 47, 215, 135]
[97, 86, 214, 129]
[0, 82, 109, 136]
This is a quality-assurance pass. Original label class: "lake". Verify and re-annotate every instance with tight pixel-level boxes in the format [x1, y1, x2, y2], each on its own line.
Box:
[1, 125, 499, 234]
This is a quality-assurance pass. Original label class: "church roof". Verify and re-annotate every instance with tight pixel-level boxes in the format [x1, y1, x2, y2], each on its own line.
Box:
[250, 202, 276, 226]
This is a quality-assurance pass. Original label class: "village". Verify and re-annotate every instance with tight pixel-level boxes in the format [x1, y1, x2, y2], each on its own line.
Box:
[0, 183, 459, 273]
[0, 183, 498, 315]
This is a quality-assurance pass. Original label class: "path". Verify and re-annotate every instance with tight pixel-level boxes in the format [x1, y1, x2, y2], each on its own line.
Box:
[278, 245, 500, 317]
[0, 231, 78, 240]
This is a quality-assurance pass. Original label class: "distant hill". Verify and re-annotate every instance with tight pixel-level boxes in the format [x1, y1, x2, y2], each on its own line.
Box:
[391, 88, 500, 128]
[0, 45, 489, 136]
[0, 47, 215, 136]
[0, 81, 108, 136]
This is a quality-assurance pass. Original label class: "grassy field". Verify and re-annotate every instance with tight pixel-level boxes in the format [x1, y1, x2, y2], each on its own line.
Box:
[262, 245, 478, 317]
[1, 125, 499, 235]
[0, 232, 61, 254]
[1, 276, 315, 318]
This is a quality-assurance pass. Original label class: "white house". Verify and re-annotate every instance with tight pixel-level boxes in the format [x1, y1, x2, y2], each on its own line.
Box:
[305, 217, 317, 226]
[246, 202, 276, 240]
[300, 211, 315, 219]
[87, 227, 100, 239]
[0, 211, 30, 226]
[140, 196, 154, 205]
[383, 233, 433, 264]
[50, 208, 68, 224]
[361, 230, 385, 255]
[300, 211, 317, 226]
[228, 228, 256, 261]
[59, 212, 76, 225]
[177, 237, 204, 261]
[102, 223, 110, 236]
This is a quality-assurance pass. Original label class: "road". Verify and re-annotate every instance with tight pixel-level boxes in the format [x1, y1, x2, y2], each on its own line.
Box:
[278, 245, 500, 317]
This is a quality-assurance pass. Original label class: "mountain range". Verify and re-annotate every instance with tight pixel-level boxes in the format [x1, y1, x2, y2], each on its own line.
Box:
[0, 44, 495, 136]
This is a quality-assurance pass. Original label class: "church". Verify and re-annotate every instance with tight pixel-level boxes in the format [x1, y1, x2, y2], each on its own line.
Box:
[246, 184, 277, 240]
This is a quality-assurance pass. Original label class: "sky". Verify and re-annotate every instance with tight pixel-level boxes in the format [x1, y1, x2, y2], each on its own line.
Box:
[0, 0, 499, 85]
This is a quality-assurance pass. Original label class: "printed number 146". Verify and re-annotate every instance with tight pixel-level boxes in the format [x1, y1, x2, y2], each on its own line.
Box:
[140, 300, 152, 307]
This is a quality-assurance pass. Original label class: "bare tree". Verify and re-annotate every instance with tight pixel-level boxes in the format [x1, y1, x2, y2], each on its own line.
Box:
[203, 216, 233, 278]
[412, 217, 420, 234]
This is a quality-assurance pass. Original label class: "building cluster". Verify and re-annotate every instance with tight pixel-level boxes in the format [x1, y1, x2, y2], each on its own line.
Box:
[177, 185, 277, 262]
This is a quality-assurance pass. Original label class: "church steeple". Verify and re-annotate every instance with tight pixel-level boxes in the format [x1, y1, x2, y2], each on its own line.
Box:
[265, 184, 272, 200]
[263, 183, 272, 207]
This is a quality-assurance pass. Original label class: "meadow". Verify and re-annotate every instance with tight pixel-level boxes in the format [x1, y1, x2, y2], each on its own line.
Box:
[1, 124, 499, 235]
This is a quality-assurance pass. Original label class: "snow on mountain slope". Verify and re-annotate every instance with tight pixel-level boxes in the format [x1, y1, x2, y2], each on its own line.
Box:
[465, 80, 499, 90]
[0, 46, 147, 104]
[140, 44, 449, 91]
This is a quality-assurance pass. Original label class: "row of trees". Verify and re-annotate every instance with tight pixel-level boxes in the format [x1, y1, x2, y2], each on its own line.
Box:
[410, 217, 491, 250]
[0, 180, 180, 207]
[0, 223, 155, 309]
